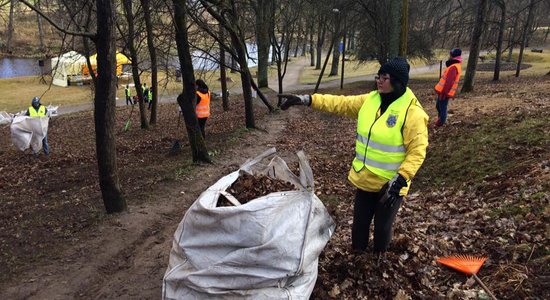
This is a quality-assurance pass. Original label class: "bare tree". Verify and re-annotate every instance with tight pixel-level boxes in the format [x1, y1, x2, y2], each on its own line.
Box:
[94, 0, 127, 212]
[6, 0, 15, 53]
[271, 0, 300, 94]
[36, 0, 45, 52]
[219, 22, 230, 111]
[122, 0, 149, 129]
[191, 0, 275, 128]
[172, 0, 211, 163]
[461, 0, 488, 93]
[141, 0, 159, 125]
[399, 0, 408, 56]
[493, 0, 505, 81]
[252, 0, 272, 88]
[329, 7, 342, 76]
[515, 0, 535, 77]
[21, 0, 126, 213]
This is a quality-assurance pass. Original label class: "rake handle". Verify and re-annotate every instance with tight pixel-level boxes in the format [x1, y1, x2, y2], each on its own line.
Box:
[473, 273, 497, 300]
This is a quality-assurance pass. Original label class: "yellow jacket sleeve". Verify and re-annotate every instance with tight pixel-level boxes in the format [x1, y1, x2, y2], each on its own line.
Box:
[398, 99, 429, 183]
[311, 93, 372, 118]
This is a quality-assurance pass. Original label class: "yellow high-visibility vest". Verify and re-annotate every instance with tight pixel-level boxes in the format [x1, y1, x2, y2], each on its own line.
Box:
[28, 105, 46, 117]
[352, 89, 415, 179]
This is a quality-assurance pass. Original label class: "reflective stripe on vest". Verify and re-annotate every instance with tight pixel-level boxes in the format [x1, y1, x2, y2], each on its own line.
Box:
[196, 91, 211, 118]
[352, 88, 416, 179]
[29, 105, 46, 117]
[434, 63, 461, 97]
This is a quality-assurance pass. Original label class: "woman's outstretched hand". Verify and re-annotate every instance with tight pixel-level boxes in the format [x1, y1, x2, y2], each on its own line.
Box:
[277, 94, 311, 110]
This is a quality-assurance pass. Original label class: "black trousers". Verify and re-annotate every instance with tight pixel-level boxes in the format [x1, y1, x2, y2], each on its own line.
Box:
[198, 117, 207, 138]
[352, 188, 402, 252]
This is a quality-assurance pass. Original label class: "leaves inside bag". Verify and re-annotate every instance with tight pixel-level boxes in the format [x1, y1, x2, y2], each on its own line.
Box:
[217, 173, 296, 206]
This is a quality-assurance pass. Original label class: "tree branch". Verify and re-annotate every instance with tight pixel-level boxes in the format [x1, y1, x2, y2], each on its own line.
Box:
[20, 0, 96, 39]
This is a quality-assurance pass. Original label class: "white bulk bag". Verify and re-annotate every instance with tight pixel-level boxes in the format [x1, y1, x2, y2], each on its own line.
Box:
[0, 111, 13, 125]
[163, 148, 335, 300]
[10, 116, 49, 152]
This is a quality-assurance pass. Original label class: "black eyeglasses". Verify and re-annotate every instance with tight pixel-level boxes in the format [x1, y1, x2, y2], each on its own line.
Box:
[375, 75, 390, 82]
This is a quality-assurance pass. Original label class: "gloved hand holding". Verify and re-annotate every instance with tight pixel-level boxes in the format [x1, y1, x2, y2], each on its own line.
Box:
[277, 94, 311, 110]
[379, 173, 408, 208]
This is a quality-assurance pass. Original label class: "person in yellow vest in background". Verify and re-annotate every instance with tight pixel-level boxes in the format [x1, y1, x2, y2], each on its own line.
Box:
[147, 86, 153, 110]
[125, 85, 133, 105]
[434, 48, 462, 126]
[278, 57, 429, 255]
[195, 79, 211, 138]
[25, 96, 49, 155]
[141, 83, 149, 104]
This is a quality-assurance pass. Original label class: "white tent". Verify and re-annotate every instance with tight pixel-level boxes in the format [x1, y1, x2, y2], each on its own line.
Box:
[51, 51, 86, 87]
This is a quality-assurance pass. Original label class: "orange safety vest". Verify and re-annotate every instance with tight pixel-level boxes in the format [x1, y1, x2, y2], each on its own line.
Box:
[196, 91, 211, 118]
[434, 63, 461, 97]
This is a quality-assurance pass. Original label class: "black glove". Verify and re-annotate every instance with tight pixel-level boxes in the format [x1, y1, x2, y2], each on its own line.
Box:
[379, 173, 407, 208]
[278, 94, 311, 110]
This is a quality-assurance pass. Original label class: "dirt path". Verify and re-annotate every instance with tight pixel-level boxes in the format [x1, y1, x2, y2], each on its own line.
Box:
[0, 105, 301, 299]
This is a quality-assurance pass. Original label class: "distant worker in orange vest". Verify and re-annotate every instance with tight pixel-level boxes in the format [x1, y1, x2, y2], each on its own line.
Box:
[195, 79, 211, 138]
[434, 48, 462, 126]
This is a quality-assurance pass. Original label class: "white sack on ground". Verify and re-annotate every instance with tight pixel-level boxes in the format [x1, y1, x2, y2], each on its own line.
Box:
[163, 148, 335, 300]
[46, 105, 59, 117]
[0, 111, 13, 125]
[10, 116, 49, 152]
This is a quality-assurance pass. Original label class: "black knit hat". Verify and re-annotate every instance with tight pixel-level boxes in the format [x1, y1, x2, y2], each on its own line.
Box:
[378, 57, 410, 87]
[450, 48, 462, 58]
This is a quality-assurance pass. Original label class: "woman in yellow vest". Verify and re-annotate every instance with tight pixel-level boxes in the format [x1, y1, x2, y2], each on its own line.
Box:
[25, 96, 49, 155]
[278, 58, 428, 254]
[195, 79, 211, 138]
[434, 48, 462, 126]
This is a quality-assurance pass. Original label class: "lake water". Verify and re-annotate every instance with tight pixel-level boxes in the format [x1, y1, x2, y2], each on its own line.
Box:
[0, 58, 51, 78]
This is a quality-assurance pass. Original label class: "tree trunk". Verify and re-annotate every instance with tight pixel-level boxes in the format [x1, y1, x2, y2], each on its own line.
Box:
[461, 0, 488, 93]
[309, 19, 315, 66]
[389, 0, 402, 58]
[230, 54, 237, 73]
[141, 0, 158, 125]
[314, 41, 334, 93]
[219, 23, 229, 111]
[493, 1, 506, 81]
[94, 0, 126, 213]
[507, 17, 518, 62]
[315, 17, 326, 69]
[515, 0, 535, 77]
[329, 13, 341, 76]
[340, 23, 346, 90]
[399, 0, 409, 57]
[301, 22, 308, 56]
[122, 0, 149, 129]
[255, 0, 270, 88]
[173, 0, 211, 163]
[232, 36, 256, 128]
[36, 0, 45, 52]
[7, 0, 15, 53]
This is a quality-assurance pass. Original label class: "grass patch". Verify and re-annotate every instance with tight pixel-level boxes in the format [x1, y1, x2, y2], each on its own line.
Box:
[416, 114, 550, 190]
[227, 127, 253, 144]
[489, 202, 530, 219]
[174, 163, 194, 180]
[0, 76, 94, 112]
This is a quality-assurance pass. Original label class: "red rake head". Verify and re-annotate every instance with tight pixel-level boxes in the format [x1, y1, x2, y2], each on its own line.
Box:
[437, 255, 488, 275]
